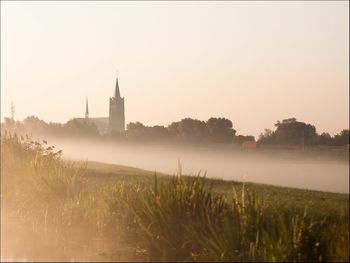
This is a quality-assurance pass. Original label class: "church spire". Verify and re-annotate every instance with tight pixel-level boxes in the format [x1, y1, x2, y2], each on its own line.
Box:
[85, 98, 89, 119]
[11, 101, 15, 120]
[114, 77, 120, 98]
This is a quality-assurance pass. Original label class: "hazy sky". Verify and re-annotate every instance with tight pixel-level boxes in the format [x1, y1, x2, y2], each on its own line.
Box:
[1, 1, 348, 137]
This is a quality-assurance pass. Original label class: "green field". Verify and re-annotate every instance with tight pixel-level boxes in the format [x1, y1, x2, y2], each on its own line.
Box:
[1, 134, 349, 262]
[86, 160, 348, 219]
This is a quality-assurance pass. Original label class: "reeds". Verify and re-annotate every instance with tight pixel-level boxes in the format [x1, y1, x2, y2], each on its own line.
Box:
[1, 132, 348, 261]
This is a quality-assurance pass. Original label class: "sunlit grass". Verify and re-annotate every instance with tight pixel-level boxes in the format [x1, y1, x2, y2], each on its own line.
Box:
[1, 132, 348, 261]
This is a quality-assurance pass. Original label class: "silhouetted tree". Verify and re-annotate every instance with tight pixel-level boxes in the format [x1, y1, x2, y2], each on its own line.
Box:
[274, 118, 318, 145]
[168, 118, 209, 145]
[258, 118, 316, 146]
[258, 129, 275, 144]
[206, 117, 236, 143]
[126, 122, 147, 141]
[22, 116, 49, 135]
[318, 132, 333, 146]
[333, 129, 349, 146]
[126, 122, 171, 142]
[47, 122, 64, 136]
[149, 125, 172, 141]
[63, 119, 99, 137]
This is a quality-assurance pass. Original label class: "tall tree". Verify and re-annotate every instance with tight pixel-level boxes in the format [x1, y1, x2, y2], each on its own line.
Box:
[274, 118, 318, 146]
[168, 118, 209, 145]
[258, 118, 318, 146]
[206, 117, 236, 143]
[333, 129, 349, 146]
[63, 119, 99, 137]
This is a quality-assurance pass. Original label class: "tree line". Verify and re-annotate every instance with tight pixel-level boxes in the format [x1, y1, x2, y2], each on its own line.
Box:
[1, 116, 349, 147]
[258, 118, 349, 147]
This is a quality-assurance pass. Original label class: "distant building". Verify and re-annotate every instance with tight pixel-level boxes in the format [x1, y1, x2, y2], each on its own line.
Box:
[109, 78, 125, 133]
[75, 77, 125, 135]
[242, 141, 257, 149]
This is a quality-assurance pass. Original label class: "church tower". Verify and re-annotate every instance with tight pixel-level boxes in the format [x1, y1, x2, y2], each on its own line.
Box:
[109, 77, 125, 133]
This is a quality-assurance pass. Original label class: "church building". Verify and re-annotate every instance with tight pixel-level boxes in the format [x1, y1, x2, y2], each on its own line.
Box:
[109, 78, 125, 133]
[78, 77, 125, 134]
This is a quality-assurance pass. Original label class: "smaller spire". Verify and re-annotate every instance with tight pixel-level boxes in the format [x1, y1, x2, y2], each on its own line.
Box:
[85, 98, 89, 119]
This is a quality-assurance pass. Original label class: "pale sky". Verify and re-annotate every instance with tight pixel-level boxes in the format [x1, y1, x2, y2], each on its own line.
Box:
[1, 1, 348, 137]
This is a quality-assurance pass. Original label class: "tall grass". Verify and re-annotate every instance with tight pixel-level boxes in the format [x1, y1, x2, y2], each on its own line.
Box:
[127, 174, 348, 262]
[1, 132, 348, 261]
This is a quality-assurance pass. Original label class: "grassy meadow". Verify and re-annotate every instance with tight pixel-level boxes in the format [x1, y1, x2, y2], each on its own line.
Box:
[1, 133, 349, 262]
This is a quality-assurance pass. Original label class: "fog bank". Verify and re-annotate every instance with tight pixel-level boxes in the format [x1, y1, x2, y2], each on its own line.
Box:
[49, 138, 349, 193]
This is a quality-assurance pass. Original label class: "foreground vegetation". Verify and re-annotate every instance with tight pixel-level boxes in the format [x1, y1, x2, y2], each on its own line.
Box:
[1, 133, 349, 261]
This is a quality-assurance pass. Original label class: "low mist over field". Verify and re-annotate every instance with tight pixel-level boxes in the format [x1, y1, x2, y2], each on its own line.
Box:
[1, 1, 349, 261]
[47, 137, 349, 193]
[2, 133, 348, 261]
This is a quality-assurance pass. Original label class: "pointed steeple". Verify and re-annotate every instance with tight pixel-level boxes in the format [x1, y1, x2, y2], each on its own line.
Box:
[11, 101, 15, 120]
[85, 98, 89, 119]
[114, 77, 120, 98]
